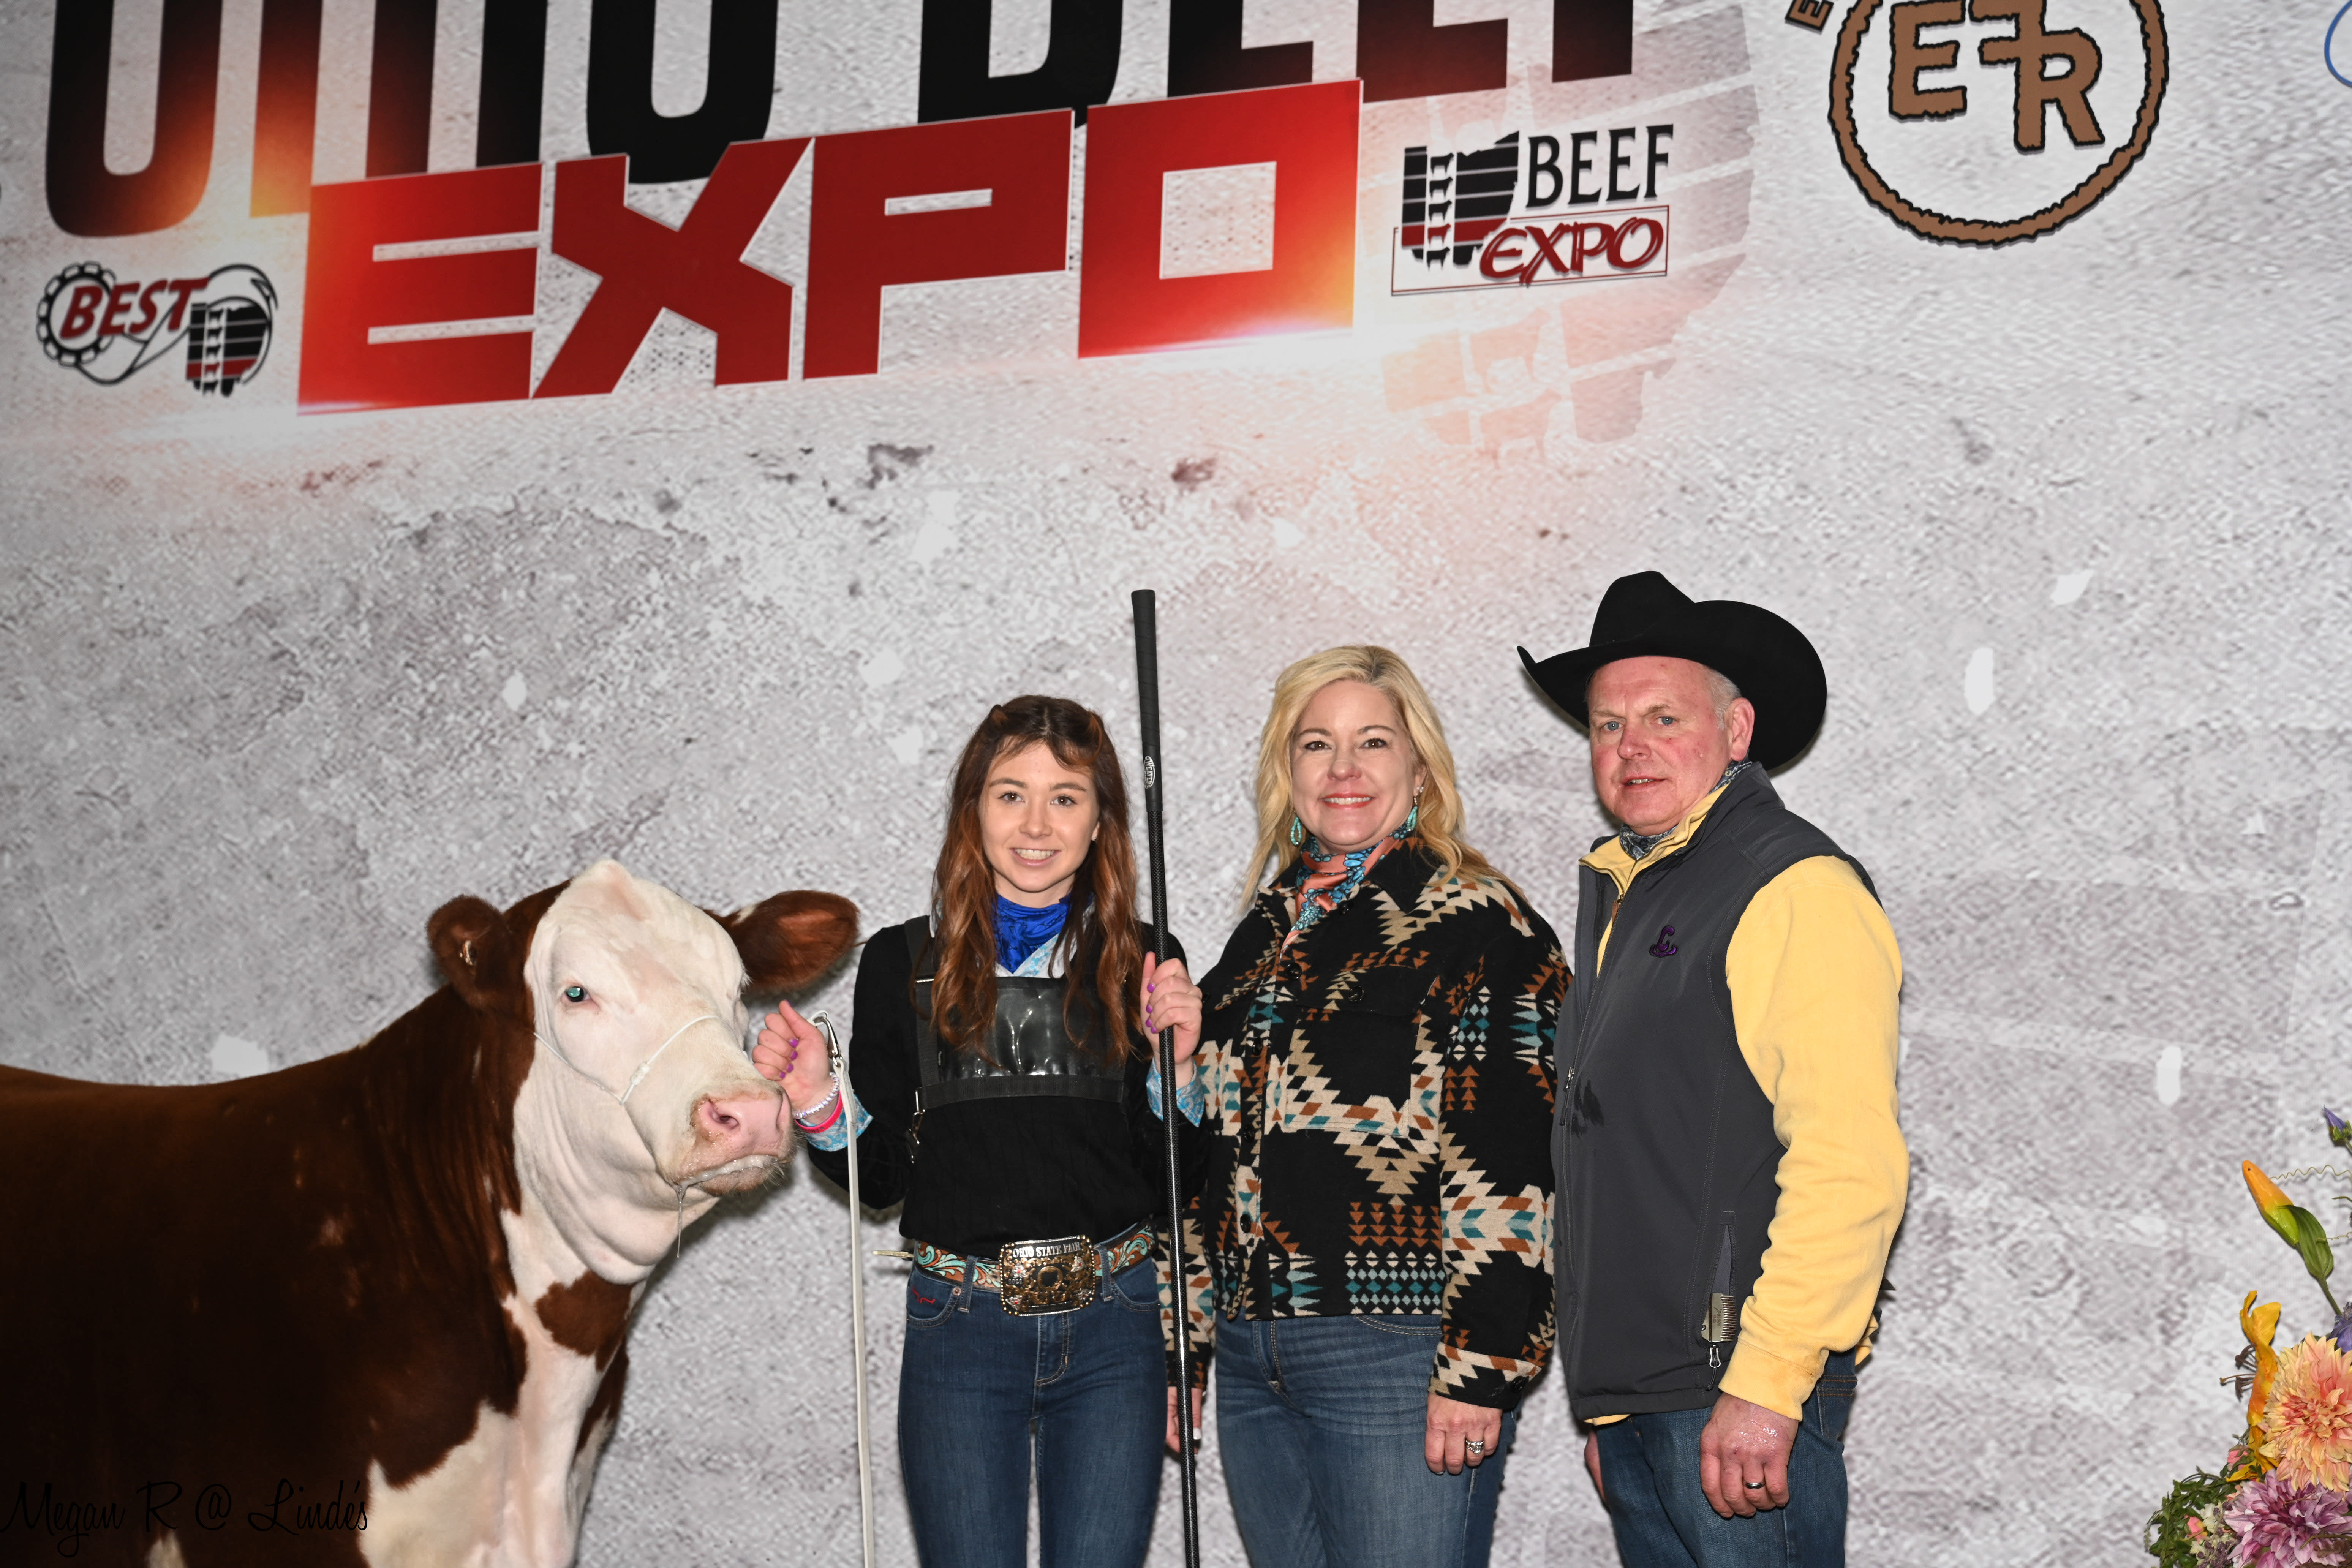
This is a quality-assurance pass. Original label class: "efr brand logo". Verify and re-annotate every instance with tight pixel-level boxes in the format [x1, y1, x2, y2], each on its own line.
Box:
[1389, 125, 1674, 295]
[1825, 0, 2168, 243]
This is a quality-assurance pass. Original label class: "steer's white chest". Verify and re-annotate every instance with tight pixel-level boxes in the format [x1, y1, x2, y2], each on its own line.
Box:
[359, 1299, 618, 1568]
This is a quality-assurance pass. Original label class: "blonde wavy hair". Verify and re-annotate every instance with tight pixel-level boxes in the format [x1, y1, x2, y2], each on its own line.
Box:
[1244, 645, 1501, 905]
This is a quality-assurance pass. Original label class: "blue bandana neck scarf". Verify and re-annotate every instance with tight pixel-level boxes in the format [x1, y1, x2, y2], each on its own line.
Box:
[1285, 824, 1413, 947]
[993, 893, 1072, 973]
[1618, 759, 1758, 861]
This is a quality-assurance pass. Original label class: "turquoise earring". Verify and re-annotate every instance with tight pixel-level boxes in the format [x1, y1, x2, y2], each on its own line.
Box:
[1289, 816, 1305, 848]
[1402, 787, 1424, 835]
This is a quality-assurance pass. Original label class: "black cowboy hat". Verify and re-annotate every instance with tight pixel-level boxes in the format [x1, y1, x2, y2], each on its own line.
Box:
[1517, 571, 1826, 770]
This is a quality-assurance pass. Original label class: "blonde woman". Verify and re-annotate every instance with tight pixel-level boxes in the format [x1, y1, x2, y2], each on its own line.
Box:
[1148, 646, 1566, 1568]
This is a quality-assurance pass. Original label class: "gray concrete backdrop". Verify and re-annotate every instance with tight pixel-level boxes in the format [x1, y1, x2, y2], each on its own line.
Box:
[4, 0, 2348, 1562]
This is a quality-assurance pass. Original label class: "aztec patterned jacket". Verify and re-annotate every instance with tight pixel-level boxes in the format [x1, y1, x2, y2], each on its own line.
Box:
[1180, 839, 1566, 1410]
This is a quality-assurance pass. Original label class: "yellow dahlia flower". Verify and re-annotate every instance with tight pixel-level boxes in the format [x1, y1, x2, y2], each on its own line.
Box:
[2261, 1334, 2352, 1491]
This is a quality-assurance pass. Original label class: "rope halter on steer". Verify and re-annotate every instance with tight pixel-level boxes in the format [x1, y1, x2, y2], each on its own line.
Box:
[530, 1002, 781, 1260]
[533, 1008, 726, 1106]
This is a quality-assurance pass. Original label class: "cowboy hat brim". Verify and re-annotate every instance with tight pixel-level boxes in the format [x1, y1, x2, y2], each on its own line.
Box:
[1518, 588, 1826, 771]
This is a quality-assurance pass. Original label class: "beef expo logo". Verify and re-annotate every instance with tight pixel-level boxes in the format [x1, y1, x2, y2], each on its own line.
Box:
[36, 264, 277, 393]
[1390, 126, 1673, 294]
[1802, 0, 2168, 243]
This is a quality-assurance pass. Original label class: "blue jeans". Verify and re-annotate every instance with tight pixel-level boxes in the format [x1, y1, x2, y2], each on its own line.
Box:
[897, 1254, 1167, 1568]
[1215, 1313, 1517, 1568]
[1595, 1350, 1858, 1568]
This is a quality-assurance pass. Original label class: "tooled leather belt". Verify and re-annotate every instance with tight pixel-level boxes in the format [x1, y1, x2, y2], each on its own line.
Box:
[910, 1222, 1155, 1315]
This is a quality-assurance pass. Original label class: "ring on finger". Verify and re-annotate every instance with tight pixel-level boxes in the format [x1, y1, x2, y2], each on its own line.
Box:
[1741, 1479, 1765, 1491]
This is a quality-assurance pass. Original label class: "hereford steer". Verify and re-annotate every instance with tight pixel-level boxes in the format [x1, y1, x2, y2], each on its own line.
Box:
[0, 859, 858, 1567]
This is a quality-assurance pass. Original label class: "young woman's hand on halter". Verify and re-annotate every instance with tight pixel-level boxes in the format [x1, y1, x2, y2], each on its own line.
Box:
[1139, 955, 1203, 1086]
[751, 996, 838, 1121]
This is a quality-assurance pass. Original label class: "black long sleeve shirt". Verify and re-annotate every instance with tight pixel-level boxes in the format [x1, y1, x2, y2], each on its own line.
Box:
[802, 918, 1189, 1258]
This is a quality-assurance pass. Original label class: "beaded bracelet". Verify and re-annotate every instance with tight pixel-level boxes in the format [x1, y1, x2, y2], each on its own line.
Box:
[793, 1080, 843, 1130]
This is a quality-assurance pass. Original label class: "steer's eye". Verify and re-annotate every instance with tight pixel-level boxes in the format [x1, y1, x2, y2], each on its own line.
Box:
[563, 984, 588, 1003]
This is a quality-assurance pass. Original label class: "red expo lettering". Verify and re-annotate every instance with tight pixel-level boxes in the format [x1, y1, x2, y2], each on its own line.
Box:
[1475, 215, 1665, 286]
[299, 81, 1363, 413]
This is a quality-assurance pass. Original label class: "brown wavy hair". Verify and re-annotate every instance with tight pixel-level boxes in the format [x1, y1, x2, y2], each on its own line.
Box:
[927, 696, 1145, 1062]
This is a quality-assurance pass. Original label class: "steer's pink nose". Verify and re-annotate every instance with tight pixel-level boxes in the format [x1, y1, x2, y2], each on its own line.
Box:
[695, 1089, 786, 1160]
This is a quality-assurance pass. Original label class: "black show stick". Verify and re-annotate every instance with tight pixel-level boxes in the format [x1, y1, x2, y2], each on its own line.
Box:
[1132, 588, 1202, 1568]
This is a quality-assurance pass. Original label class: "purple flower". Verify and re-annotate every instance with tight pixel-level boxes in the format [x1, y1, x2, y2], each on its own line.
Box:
[2331, 1304, 2352, 1355]
[2226, 1473, 2352, 1567]
[2327, 1108, 2351, 1151]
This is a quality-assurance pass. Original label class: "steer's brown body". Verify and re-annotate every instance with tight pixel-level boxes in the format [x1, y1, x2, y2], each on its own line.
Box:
[0, 868, 856, 1567]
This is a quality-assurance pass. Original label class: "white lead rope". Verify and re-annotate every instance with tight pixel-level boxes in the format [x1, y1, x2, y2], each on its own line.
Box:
[804, 1011, 877, 1568]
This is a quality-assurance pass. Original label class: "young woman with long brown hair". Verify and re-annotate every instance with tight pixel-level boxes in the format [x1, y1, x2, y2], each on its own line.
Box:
[754, 695, 1200, 1568]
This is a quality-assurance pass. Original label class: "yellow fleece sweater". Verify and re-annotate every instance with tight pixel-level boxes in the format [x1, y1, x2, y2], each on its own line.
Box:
[1583, 784, 1907, 1421]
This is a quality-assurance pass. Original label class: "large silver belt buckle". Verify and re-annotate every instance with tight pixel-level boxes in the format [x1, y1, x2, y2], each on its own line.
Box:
[997, 1234, 1099, 1316]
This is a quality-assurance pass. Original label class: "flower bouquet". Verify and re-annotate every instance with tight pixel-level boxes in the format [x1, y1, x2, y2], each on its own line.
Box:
[2147, 1111, 2352, 1567]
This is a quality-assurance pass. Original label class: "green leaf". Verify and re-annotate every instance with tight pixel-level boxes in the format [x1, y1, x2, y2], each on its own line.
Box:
[2289, 1205, 2337, 1283]
[2143, 1470, 2236, 1568]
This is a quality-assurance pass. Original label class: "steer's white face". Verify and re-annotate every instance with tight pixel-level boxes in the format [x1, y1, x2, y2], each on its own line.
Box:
[516, 859, 788, 1278]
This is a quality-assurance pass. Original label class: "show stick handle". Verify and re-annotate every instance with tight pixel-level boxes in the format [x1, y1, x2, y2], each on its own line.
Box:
[1130, 586, 1201, 1567]
[1131, 588, 1170, 967]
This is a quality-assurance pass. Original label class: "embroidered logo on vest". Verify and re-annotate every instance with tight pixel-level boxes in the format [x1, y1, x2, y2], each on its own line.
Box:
[1648, 925, 1679, 957]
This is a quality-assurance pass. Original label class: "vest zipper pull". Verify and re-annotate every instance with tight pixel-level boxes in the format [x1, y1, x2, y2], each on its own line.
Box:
[1701, 1210, 1741, 1352]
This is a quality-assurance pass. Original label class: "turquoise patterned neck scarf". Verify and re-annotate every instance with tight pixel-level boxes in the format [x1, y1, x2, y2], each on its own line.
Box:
[1285, 825, 1412, 947]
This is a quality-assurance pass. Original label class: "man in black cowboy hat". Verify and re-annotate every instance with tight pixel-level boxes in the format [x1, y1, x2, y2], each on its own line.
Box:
[1520, 572, 1906, 1568]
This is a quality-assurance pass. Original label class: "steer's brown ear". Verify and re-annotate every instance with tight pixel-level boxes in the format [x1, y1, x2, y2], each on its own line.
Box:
[430, 895, 514, 1012]
[721, 891, 860, 994]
